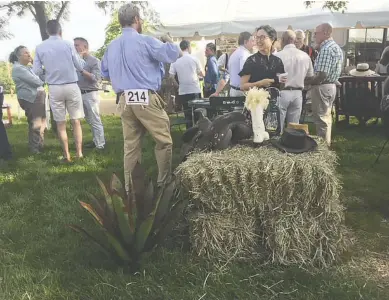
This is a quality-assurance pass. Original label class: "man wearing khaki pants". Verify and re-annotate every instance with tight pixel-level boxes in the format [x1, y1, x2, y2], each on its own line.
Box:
[306, 23, 343, 146]
[101, 3, 181, 191]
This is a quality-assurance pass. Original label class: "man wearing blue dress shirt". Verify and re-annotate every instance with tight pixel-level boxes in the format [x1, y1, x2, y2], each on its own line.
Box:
[33, 20, 86, 162]
[101, 3, 181, 192]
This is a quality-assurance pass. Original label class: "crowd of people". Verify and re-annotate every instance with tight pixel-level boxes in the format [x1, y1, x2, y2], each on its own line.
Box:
[0, 2, 345, 192]
[0, 20, 105, 163]
[172, 23, 343, 146]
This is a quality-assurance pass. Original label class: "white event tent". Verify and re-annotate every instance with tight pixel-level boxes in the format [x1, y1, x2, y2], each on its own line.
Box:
[149, 0, 389, 68]
[150, 0, 389, 39]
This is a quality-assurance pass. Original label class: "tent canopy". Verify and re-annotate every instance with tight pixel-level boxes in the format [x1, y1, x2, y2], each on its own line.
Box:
[149, 0, 389, 38]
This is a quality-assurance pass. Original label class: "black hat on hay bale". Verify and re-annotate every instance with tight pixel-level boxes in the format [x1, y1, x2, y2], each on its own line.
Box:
[180, 111, 252, 161]
[271, 128, 317, 154]
[195, 111, 251, 151]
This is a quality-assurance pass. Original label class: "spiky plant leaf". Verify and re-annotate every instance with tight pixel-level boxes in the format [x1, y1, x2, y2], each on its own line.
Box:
[126, 163, 149, 226]
[134, 213, 156, 254]
[125, 178, 137, 233]
[153, 179, 176, 228]
[76, 201, 131, 263]
[111, 193, 134, 245]
[67, 224, 112, 257]
[145, 197, 187, 251]
[86, 192, 116, 233]
[134, 187, 164, 253]
[142, 179, 154, 220]
[129, 163, 146, 218]
[104, 230, 132, 262]
[79, 201, 104, 226]
[96, 176, 114, 216]
[110, 173, 125, 198]
[86, 192, 105, 219]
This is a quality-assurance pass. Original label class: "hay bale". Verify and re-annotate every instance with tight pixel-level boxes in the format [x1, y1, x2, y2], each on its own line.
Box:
[189, 213, 260, 261]
[176, 142, 340, 214]
[176, 141, 351, 267]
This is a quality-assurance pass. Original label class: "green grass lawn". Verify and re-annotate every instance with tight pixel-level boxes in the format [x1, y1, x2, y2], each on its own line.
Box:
[1, 116, 389, 300]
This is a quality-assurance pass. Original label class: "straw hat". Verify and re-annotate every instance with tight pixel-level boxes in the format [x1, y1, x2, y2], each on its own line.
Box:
[288, 123, 309, 135]
[349, 63, 376, 77]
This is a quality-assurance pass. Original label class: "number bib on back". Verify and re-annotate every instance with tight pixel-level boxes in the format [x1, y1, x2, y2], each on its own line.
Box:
[124, 89, 149, 105]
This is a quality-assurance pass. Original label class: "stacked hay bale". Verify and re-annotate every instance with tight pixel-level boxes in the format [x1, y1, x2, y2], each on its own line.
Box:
[175, 141, 351, 267]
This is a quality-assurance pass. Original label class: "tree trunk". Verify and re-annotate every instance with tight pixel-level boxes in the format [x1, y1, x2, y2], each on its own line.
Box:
[32, 3, 57, 132]
[33, 2, 49, 41]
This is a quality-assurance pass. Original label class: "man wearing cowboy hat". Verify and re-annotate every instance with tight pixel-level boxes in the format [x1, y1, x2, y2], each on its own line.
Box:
[305, 23, 343, 146]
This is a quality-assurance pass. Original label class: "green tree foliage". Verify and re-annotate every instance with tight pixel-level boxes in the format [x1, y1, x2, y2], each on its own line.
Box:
[0, 1, 122, 40]
[0, 16, 12, 39]
[95, 2, 160, 60]
[0, 1, 71, 40]
[0, 62, 15, 94]
[304, 1, 348, 12]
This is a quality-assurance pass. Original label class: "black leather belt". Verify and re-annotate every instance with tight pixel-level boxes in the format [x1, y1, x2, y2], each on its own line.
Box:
[282, 87, 303, 91]
[116, 89, 157, 104]
[230, 85, 240, 91]
[81, 89, 98, 94]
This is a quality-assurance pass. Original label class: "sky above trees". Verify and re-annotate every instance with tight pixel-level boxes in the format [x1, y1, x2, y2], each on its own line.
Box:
[0, 0, 386, 61]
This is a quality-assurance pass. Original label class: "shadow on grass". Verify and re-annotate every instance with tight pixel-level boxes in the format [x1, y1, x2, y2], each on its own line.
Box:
[332, 122, 389, 217]
[2, 116, 389, 299]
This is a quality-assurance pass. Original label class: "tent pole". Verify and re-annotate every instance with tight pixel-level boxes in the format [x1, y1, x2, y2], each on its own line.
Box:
[364, 28, 368, 62]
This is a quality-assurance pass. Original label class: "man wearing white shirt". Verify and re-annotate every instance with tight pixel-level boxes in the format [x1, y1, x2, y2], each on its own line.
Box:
[217, 51, 232, 84]
[275, 30, 314, 132]
[228, 32, 255, 97]
[169, 40, 204, 128]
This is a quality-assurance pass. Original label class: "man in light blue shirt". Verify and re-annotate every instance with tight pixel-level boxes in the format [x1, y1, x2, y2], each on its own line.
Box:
[228, 32, 255, 96]
[33, 20, 86, 163]
[101, 3, 181, 191]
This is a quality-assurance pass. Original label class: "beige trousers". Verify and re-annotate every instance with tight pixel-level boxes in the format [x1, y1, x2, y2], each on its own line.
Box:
[310, 84, 336, 146]
[119, 92, 173, 192]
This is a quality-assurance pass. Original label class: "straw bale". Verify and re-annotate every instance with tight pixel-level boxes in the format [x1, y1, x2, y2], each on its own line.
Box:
[176, 141, 340, 214]
[176, 140, 351, 267]
[189, 213, 260, 261]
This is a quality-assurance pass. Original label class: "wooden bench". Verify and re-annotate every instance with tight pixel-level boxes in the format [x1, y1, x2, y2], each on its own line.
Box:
[335, 76, 387, 125]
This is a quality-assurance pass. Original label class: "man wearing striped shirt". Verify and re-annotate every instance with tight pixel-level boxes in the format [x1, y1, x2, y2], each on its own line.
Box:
[306, 23, 343, 146]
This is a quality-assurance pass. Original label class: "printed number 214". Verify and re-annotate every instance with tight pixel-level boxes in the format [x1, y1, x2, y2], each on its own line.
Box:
[127, 91, 147, 102]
